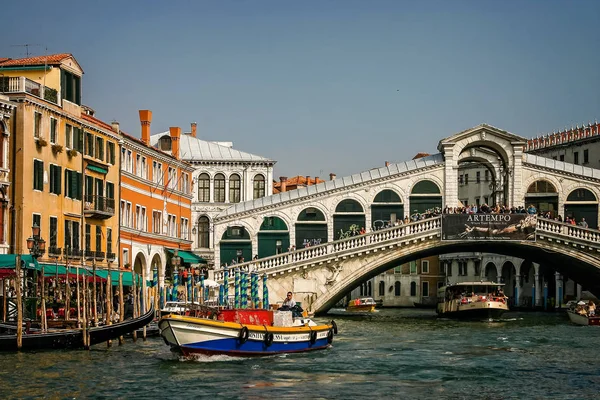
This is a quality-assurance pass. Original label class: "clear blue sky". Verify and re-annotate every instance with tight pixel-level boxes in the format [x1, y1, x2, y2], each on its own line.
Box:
[3, 1, 599, 178]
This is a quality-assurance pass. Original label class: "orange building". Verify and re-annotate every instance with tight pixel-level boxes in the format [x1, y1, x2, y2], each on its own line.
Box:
[273, 175, 326, 194]
[119, 110, 196, 288]
[0, 53, 121, 273]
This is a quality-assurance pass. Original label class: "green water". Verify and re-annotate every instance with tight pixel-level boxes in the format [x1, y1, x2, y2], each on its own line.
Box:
[0, 309, 598, 399]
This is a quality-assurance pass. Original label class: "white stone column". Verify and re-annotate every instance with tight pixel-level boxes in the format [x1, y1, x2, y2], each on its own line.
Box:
[442, 144, 458, 210]
[209, 176, 214, 203]
[555, 271, 562, 309]
[533, 262, 541, 307]
[224, 176, 230, 203]
[511, 145, 524, 208]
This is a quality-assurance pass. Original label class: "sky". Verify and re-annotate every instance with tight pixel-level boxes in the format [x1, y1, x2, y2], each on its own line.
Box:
[3, 1, 599, 179]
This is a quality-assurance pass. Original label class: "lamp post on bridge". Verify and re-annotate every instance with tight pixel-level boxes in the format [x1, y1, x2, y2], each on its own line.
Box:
[26, 223, 46, 331]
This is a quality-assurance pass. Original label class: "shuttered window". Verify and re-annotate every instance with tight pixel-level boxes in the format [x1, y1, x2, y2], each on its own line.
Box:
[33, 160, 44, 190]
[49, 164, 62, 195]
[64, 170, 83, 200]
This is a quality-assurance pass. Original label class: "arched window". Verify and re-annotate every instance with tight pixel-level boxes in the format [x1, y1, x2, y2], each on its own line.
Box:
[410, 282, 417, 296]
[229, 174, 241, 203]
[197, 216, 210, 248]
[379, 281, 385, 296]
[197, 173, 210, 202]
[214, 173, 225, 203]
[394, 281, 401, 296]
[253, 174, 265, 199]
[527, 180, 557, 194]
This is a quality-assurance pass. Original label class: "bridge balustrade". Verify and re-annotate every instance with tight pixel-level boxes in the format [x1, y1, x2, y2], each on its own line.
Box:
[214, 217, 441, 280]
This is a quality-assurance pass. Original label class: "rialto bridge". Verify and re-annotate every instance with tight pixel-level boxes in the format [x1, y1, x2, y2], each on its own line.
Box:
[210, 124, 600, 313]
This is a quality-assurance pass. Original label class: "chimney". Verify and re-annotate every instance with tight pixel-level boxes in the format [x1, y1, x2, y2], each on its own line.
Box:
[191, 122, 197, 138]
[170, 126, 181, 160]
[314, 176, 319, 184]
[306, 176, 311, 186]
[279, 176, 287, 193]
[139, 110, 152, 145]
[111, 121, 120, 134]
[329, 173, 336, 181]
[385, 161, 390, 167]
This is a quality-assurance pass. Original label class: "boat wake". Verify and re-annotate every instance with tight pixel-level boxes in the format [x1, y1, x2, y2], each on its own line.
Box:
[181, 354, 249, 363]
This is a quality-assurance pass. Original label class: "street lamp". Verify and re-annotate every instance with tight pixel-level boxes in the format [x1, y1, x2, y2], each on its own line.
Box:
[26, 223, 46, 331]
[171, 249, 181, 275]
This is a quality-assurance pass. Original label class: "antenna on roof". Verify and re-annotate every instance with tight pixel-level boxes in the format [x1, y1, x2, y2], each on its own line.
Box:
[10, 43, 41, 57]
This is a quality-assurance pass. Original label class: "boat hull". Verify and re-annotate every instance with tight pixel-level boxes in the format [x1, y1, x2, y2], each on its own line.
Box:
[567, 310, 600, 326]
[159, 314, 333, 357]
[437, 301, 508, 320]
[346, 305, 376, 313]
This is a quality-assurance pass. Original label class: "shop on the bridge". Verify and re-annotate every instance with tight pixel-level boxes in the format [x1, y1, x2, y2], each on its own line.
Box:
[409, 180, 442, 214]
[219, 226, 252, 266]
[257, 216, 290, 258]
[371, 189, 404, 229]
[295, 207, 328, 249]
[564, 188, 598, 228]
[524, 180, 558, 218]
[333, 199, 366, 240]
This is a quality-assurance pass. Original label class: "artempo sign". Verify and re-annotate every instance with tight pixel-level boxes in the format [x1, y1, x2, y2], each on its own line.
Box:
[441, 214, 537, 241]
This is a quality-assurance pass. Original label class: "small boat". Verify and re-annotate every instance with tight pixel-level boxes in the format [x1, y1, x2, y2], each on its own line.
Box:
[437, 282, 509, 319]
[566, 310, 600, 326]
[159, 308, 337, 357]
[346, 297, 377, 313]
[0, 305, 155, 351]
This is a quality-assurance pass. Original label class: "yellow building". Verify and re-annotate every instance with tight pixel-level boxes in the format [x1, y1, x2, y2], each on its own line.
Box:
[0, 53, 120, 270]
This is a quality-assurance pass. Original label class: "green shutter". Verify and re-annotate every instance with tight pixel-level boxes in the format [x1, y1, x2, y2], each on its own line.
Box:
[65, 169, 69, 197]
[70, 170, 78, 199]
[77, 172, 83, 200]
[77, 128, 83, 152]
[56, 166, 62, 195]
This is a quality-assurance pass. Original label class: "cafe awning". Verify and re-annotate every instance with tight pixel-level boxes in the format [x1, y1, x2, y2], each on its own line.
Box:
[0, 254, 39, 269]
[168, 249, 206, 264]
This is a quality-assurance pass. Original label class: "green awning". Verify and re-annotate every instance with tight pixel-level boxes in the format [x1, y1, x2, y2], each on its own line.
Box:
[94, 270, 138, 286]
[37, 264, 140, 286]
[86, 165, 108, 174]
[168, 249, 206, 264]
[0, 254, 39, 269]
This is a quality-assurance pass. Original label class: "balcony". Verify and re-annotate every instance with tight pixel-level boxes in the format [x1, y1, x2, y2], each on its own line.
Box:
[107, 252, 116, 262]
[84, 195, 115, 219]
[64, 248, 82, 259]
[85, 250, 95, 260]
[48, 246, 62, 258]
[94, 251, 105, 261]
[0, 76, 59, 105]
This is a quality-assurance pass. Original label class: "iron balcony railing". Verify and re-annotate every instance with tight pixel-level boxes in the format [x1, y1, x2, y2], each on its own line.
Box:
[84, 195, 116, 216]
[48, 247, 62, 258]
[84, 250, 95, 260]
[0, 76, 59, 105]
[94, 251, 105, 261]
[107, 252, 116, 261]
[64, 248, 82, 258]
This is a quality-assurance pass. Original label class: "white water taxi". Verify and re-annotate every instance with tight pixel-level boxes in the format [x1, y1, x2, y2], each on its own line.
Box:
[437, 282, 508, 319]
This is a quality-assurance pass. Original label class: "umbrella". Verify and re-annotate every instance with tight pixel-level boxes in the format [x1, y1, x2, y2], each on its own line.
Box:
[196, 279, 219, 288]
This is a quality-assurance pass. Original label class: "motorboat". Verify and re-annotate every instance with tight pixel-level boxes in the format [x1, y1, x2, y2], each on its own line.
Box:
[159, 307, 337, 357]
[346, 297, 377, 313]
[566, 301, 600, 326]
[437, 282, 508, 319]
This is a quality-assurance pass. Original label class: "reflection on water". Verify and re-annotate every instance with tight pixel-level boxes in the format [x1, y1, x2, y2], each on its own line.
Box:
[0, 309, 599, 399]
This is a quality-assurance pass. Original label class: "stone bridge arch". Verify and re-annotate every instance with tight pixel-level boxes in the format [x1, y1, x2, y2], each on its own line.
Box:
[277, 238, 600, 314]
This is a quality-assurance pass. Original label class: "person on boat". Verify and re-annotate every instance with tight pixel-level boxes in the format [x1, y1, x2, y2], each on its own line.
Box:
[588, 301, 596, 316]
[281, 292, 296, 308]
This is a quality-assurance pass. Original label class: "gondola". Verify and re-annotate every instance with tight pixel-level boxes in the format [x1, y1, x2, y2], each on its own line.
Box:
[0, 305, 154, 351]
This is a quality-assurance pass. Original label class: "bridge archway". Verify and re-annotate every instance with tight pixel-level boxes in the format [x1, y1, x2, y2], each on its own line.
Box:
[371, 189, 404, 229]
[295, 207, 327, 249]
[333, 199, 365, 240]
[564, 188, 598, 228]
[484, 262, 497, 281]
[257, 216, 290, 258]
[219, 226, 252, 266]
[525, 180, 558, 218]
[409, 180, 442, 214]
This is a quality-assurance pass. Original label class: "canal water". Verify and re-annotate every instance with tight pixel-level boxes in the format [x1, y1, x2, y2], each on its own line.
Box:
[0, 309, 598, 399]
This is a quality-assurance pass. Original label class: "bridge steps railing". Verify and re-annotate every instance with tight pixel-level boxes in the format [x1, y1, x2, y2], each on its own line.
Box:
[537, 218, 600, 244]
[214, 217, 441, 280]
[213, 216, 600, 281]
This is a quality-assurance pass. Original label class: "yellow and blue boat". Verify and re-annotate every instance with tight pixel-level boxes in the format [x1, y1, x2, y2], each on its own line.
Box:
[159, 309, 337, 357]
